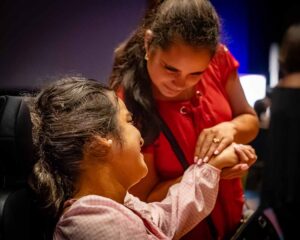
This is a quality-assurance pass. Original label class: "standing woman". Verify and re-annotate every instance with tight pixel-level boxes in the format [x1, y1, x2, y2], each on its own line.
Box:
[110, 0, 259, 239]
[261, 23, 300, 240]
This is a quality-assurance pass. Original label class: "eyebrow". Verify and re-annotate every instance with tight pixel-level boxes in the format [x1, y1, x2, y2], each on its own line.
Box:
[163, 62, 204, 75]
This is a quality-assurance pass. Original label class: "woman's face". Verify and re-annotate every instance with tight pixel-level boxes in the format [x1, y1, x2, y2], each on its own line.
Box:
[113, 98, 148, 188]
[146, 41, 212, 100]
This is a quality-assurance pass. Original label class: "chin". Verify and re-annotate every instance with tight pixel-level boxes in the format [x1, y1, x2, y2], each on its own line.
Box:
[131, 167, 148, 188]
[141, 156, 148, 172]
[162, 90, 183, 99]
[139, 163, 149, 181]
[163, 89, 179, 97]
[142, 165, 148, 178]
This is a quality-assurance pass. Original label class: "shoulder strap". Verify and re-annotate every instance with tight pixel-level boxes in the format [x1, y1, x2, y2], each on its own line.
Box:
[158, 115, 189, 170]
[158, 114, 218, 239]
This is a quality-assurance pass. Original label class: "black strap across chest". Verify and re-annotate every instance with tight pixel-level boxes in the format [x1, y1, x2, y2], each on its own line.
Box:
[158, 114, 218, 239]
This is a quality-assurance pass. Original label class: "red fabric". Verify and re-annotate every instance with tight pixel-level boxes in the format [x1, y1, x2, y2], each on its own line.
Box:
[143, 45, 244, 239]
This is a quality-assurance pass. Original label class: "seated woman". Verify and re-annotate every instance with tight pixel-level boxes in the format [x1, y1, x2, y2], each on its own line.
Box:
[28, 77, 256, 239]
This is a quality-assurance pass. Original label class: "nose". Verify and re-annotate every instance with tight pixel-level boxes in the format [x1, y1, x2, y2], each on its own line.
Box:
[140, 138, 144, 147]
[172, 75, 185, 89]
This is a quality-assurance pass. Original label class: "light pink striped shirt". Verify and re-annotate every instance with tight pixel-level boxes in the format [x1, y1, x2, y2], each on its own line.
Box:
[54, 163, 220, 240]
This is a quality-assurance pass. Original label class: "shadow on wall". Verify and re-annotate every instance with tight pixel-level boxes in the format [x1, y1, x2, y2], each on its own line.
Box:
[0, 0, 146, 89]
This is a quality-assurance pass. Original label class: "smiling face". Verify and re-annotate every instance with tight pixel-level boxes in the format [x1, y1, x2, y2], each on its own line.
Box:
[112, 98, 148, 189]
[146, 41, 212, 100]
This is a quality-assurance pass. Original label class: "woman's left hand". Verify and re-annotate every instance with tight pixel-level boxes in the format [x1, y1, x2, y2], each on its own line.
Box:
[194, 121, 236, 163]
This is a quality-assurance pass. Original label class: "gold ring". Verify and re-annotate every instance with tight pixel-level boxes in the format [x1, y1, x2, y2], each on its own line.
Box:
[212, 137, 221, 143]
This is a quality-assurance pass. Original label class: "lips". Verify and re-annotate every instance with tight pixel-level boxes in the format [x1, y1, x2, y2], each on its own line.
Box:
[164, 84, 183, 93]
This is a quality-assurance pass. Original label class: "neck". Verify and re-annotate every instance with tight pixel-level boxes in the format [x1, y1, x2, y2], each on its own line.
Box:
[74, 164, 127, 204]
[152, 85, 195, 101]
[278, 73, 300, 88]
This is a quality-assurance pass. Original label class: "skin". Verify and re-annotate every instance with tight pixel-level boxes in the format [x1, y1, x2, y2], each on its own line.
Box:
[277, 73, 300, 88]
[72, 97, 255, 205]
[73, 99, 147, 203]
[130, 31, 259, 201]
[146, 38, 211, 101]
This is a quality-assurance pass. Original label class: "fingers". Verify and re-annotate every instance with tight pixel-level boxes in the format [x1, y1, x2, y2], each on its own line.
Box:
[194, 131, 208, 162]
[219, 144, 257, 179]
[244, 146, 257, 166]
[234, 144, 257, 164]
[200, 137, 214, 163]
[195, 137, 231, 163]
[221, 164, 249, 179]
[211, 138, 231, 157]
[233, 144, 249, 163]
[194, 130, 227, 162]
[203, 138, 229, 163]
[194, 124, 235, 163]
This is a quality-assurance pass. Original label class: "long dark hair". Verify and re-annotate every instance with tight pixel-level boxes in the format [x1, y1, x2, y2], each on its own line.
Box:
[109, 0, 220, 145]
[29, 77, 120, 217]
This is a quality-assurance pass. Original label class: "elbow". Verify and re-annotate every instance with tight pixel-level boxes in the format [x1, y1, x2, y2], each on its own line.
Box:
[251, 113, 259, 140]
[244, 113, 260, 143]
[252, 113, 260, 139]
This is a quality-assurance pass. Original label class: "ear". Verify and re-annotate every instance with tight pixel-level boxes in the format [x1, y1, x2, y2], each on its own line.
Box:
[93, 135, 113, 148]
[84, 135, 114, 161]
[144, 29, 153, 54]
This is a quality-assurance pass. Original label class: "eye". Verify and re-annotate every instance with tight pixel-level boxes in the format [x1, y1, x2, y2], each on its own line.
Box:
[187, 72, 203, 81]
[127, 115, 135, 125]
[165, 66, 176, 72]
[191, 73, 201, 76]
[188, 74, 201, 80]
[128, 119, 135, 125]
[164, 65, 179, 74]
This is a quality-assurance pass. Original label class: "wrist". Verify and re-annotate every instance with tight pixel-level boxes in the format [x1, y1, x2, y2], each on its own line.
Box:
[229, 121, 238, 139]
[208, 154, 226, 170]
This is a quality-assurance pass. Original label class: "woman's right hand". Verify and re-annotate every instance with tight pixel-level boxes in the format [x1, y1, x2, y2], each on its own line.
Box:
[221, 144, 257, 178]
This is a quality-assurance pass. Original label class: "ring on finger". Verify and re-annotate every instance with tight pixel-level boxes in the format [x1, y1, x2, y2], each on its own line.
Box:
[212, 137, 221, 143]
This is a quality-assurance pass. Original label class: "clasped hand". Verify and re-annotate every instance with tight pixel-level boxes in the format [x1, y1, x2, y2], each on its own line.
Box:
[194, 122, 257, 179]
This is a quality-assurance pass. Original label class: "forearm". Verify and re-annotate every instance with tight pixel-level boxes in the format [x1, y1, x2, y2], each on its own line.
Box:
[126, 164, 220, 240]
[231, 113, 259, 144]
[225, 70, 260, 144]
[146, 144, 239, 203]
[155, 164, 220, 239]
[147, 177, 182, 202]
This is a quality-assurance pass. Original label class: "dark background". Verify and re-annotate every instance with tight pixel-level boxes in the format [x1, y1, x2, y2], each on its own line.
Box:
[0, 0, 299, 90]
[0, 0, 147, 90]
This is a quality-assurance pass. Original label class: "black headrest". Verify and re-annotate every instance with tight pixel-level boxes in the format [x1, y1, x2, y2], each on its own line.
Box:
[0, 96, 34, 188]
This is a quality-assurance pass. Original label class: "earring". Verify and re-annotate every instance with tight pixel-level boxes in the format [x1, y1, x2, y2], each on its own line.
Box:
[144, 53, 149, 61]
[107, 139, 113, 146]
